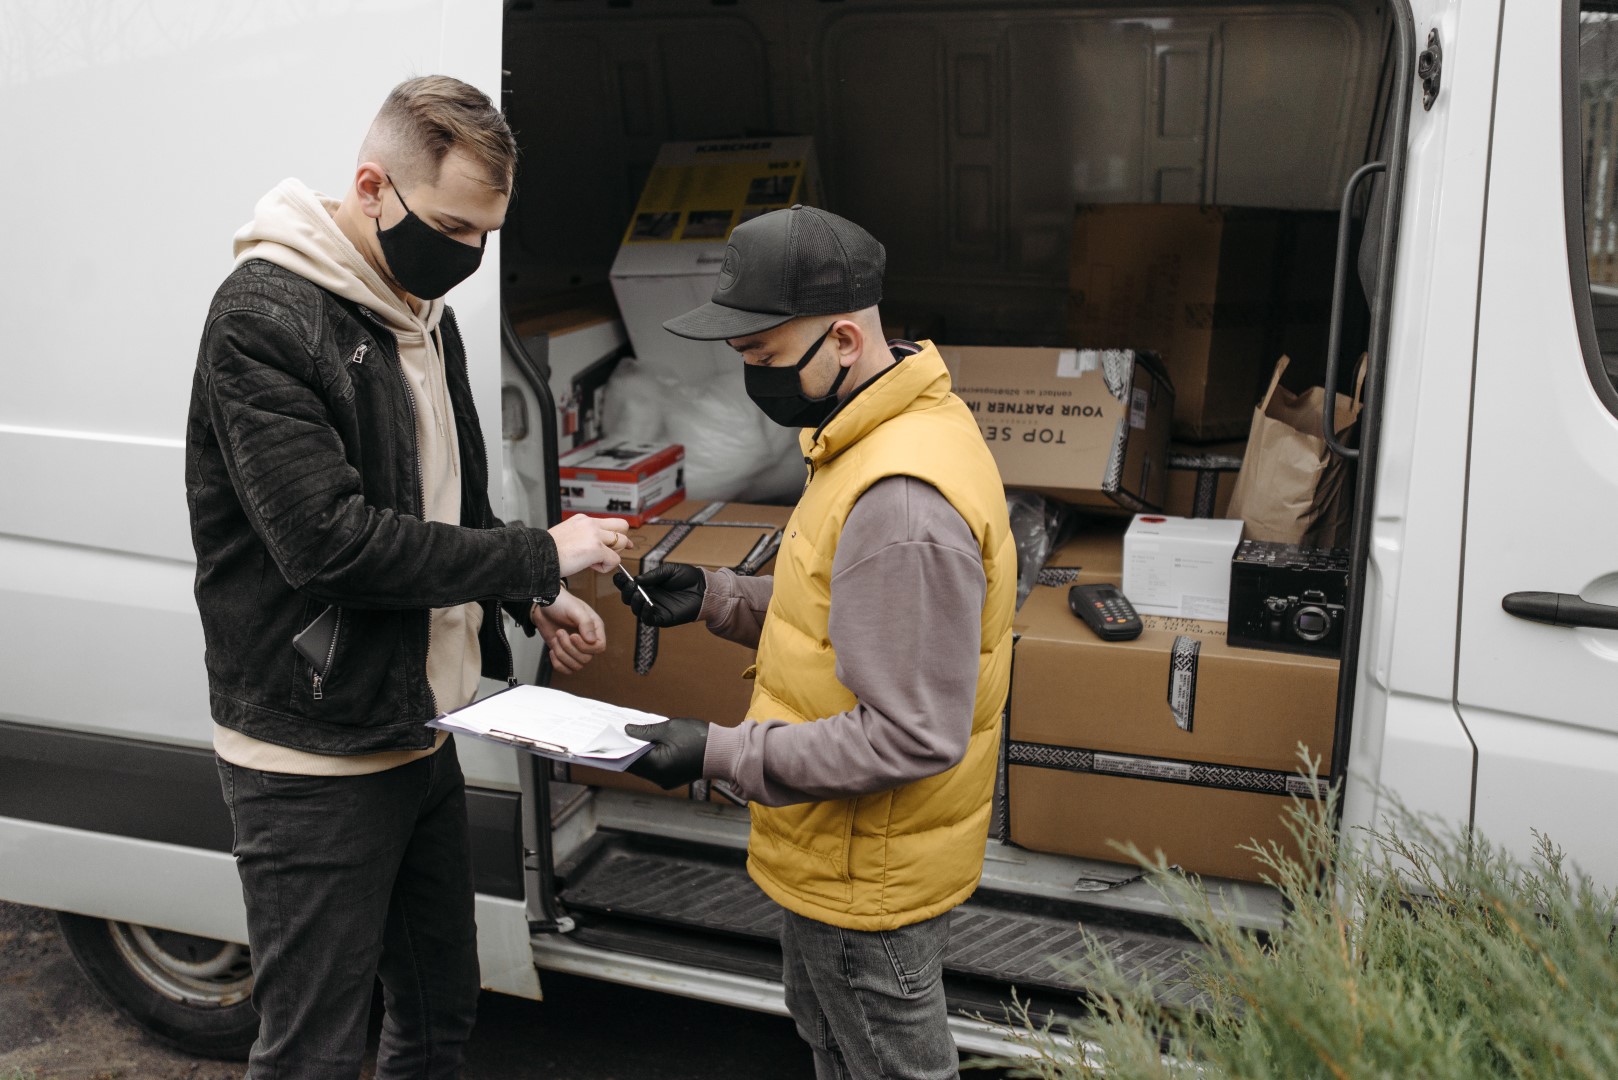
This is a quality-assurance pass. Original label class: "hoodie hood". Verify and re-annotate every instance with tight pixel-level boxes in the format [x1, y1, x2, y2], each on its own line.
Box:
[233, 178, 442, 340]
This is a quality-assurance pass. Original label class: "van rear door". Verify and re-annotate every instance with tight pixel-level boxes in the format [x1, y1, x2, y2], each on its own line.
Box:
[1455, 0, 1618, 882]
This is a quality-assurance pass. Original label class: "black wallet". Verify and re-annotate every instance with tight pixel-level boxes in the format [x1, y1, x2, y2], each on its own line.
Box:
[292, 605, 339, 669]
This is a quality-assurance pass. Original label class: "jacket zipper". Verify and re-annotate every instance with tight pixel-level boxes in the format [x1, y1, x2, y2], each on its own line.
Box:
[380, 324, 441, 718]
[444, 311, 518, 687]
[311, 607, 343, 700]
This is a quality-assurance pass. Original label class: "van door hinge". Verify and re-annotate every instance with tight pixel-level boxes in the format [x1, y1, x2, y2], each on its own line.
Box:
[1418, 28, 1442, 110]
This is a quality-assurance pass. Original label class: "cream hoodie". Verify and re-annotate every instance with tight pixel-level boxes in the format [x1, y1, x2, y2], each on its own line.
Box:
[213, 178, 482, 775]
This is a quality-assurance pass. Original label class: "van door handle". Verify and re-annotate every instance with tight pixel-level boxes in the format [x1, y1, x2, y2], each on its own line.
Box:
[1321, 160, 1387, 459]
[1501, 591, 1618, 631]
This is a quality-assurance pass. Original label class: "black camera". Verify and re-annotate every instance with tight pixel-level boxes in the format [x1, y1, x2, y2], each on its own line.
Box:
[1228, 541, 1349, 658]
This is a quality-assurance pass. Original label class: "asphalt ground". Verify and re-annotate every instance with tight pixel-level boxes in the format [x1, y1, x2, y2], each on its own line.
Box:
[0, 901, 1013, 1080]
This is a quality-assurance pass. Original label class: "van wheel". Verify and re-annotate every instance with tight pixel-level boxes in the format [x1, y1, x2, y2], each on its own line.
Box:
[56, 912, 257, 1060]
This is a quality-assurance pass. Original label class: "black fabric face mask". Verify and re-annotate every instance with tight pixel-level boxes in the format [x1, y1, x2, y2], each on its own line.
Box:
[743, 324, 852, 429]
[375, 176, 485, 300]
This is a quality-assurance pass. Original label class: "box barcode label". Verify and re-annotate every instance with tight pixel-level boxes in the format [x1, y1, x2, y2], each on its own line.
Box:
[1130, 386, 1150, 429]
[1093, 753, 1192, 782]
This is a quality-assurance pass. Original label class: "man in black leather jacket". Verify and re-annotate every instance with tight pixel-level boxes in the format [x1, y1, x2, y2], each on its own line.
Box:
[185, 76, 625, 1078]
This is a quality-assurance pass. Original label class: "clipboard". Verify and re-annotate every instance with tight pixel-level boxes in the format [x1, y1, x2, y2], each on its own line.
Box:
[429, 685, 656, 772]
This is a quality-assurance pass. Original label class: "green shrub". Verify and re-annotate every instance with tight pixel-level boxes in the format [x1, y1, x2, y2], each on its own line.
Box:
[974, 757, 1618, 1079]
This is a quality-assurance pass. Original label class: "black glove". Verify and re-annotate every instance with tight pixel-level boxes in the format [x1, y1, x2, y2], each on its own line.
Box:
[624, 717, 709, 789]
[616, 564, 706, 628]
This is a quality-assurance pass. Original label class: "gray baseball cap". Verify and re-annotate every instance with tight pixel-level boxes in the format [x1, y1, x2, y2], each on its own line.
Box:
[663, 205, 886, 341]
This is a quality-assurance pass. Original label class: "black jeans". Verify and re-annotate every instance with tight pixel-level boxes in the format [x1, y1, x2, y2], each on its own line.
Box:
[217, 739, 480, 1079]
[780, 907, 959, 1080]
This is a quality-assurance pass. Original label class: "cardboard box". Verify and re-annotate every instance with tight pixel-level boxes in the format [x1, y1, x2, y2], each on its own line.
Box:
[609, 138, 819, 378]
[1007, 767, 1310, 882]
[1164, 441, 1245, 519]
[559, 441, 686, 526]
[1037, 518, 1128, 588]
[1006, 586, 1338, 881]
[940, 346, 1173, 512]
[553, 499, 792, 797]
[1066, 205, 1336, 442]
[1122, 515, 1244, 620]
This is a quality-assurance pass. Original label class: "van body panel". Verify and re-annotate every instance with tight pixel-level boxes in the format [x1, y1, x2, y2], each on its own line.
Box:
[0, 2, 526, 991]
[1341, 0, 1501, 837]
[0, 818, 247, 943]
[1456, 0, 1618, 878]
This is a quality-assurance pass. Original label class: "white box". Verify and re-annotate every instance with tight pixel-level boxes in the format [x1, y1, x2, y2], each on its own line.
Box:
[559, 440, 686, 524]
[609, 138, 819, 378]
[1122, 515, 1245, 620]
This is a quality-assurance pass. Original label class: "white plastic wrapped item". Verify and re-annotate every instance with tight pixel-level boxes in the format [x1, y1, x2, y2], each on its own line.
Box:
[600, 355, 675, 445]
[601, 357, 803, 503]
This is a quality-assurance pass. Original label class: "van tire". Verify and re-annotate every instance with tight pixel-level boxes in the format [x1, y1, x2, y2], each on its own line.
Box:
[56, 912, 257, 1060]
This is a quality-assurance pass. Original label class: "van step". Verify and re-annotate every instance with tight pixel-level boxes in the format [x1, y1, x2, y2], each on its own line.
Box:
[557, 833, 1205, 1006]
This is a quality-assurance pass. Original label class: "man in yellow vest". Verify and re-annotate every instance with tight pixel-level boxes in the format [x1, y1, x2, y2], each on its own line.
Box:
[618, 205, 1016, 1080]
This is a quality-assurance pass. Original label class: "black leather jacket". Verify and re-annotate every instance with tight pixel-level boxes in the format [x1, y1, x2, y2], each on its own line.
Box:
[185, 259, 559, 755]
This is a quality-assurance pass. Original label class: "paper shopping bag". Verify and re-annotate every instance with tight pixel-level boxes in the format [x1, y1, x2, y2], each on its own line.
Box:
[1226, 355, 1364, 547]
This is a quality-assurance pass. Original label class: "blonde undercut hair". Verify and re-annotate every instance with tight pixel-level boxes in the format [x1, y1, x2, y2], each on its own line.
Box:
[361, 75, 517, 194]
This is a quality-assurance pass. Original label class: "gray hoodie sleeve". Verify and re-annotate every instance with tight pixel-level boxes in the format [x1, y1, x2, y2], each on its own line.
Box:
[699, 568, 775, 649]
[702, 476, 986, 807]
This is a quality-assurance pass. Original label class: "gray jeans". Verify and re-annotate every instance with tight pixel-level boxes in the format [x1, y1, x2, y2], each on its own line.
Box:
[780, 907, 958, 1080]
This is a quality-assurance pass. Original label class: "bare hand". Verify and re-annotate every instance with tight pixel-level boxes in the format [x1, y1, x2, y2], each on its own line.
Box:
[550, 514, 631, 576]
[531, 589, 607, 675]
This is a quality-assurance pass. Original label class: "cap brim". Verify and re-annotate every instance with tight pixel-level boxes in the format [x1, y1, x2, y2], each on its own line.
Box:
[662, 301, 795, 342]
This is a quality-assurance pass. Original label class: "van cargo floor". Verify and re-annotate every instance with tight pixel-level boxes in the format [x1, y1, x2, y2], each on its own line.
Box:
[557, 831, 1205, 1009]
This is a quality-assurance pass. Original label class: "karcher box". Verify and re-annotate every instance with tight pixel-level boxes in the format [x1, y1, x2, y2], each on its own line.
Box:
[609, 138, 819, 377]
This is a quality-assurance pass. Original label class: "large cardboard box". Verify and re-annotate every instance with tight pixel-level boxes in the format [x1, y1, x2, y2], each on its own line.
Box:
[1006, 583, 1338, 881]
[941, 346, 1173, 512]
[1066, 205, 1336, 442]
[552, 499, 792, 797]
[1164, 441, 1245, 519]
[609, 138, 819, 377]
[1036, 518, 1128, 587]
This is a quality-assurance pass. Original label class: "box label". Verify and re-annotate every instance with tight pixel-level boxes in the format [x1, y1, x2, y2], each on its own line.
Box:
[1130, 386, 1150, 430]
[1166, 635, 1200, 732]
[1056, 349, 1098, 378]
[1093, 753, 1192, 782]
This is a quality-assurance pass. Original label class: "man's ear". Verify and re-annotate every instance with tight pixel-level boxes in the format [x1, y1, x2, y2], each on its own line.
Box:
[831, 319, 864, 367]
[355, 162, 388, 221]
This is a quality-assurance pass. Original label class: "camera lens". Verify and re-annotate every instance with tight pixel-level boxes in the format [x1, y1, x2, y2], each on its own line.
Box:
[1291, 605, 1333, 642]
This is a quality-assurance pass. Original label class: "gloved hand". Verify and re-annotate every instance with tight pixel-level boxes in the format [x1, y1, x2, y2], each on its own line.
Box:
[616, 563, 706, 628]
[624, 717, 710, 789]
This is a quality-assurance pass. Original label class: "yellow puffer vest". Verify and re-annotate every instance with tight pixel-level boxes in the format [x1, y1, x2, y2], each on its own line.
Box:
[745, 341, 1015, 931]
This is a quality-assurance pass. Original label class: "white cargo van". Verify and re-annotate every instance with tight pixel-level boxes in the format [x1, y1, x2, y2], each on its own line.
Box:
[4, 0, 1616, 1061]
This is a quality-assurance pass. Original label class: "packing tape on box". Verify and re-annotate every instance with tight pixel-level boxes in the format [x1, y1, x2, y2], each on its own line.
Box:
[1006, 740, 1330, 800]
[1167, 635, 1200, 732]
[633, 503, 784, 676]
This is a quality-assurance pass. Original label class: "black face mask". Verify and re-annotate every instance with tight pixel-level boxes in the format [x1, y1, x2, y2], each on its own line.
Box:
[743, 324, 852, 429]
[375, 176, 485, 300]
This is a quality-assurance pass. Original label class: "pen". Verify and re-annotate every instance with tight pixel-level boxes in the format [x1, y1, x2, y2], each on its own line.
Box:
[614, 567, 655, 608]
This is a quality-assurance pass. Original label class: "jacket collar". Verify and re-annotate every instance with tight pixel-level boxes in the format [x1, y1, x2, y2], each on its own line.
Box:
[801, 340, 953, 467]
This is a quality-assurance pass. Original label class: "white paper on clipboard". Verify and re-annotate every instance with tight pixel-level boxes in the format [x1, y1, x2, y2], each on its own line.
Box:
[430, 684, 659, 770]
